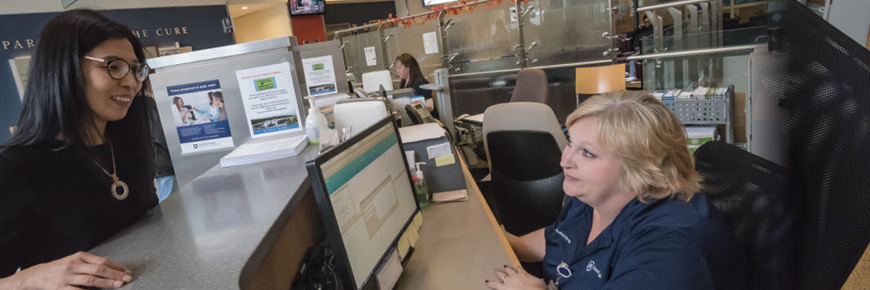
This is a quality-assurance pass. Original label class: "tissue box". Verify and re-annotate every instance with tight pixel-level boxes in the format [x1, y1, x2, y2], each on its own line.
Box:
[686, 127, 716, 154]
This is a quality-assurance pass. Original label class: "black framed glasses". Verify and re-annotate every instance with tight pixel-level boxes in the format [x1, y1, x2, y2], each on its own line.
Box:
[84, 56, 150, 82]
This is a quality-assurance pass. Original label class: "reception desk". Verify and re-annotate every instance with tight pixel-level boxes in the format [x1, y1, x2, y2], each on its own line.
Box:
[88, 143, 517, 289]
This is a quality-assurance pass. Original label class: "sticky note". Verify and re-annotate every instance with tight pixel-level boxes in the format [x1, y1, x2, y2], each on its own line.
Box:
[408, 228, 420, 247]
[435, 154, 455, 167]
[413, 211, 423, 230]
[397, 235, 410, 259]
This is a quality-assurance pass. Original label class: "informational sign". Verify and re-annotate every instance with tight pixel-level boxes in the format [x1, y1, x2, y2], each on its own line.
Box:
[166, 79, 235, 154]
[422, 32, 439, 55]
[364, 46, 377, 66]
[302, 55, 338, 97]
[234, 62, 302, 138]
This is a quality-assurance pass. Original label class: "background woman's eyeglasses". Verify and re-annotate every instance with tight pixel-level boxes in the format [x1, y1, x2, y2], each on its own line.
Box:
[84, 56, 150, 82]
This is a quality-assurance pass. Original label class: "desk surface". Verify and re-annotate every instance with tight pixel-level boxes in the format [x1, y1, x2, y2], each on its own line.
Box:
[90, 145, 322, 289]
[397, 157, 519, 289]
[89, 142, 516, 289]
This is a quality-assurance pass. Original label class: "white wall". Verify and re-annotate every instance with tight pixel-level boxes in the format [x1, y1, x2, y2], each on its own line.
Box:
[0, 0, 227, 15]
[394, 0, 428, 17]
[828, 0, 870, 46]
[233, 5, 294, 43]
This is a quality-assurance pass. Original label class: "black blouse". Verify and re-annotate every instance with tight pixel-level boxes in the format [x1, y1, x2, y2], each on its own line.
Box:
[0, 142, 157, 276]
[400, 78, 434, 100]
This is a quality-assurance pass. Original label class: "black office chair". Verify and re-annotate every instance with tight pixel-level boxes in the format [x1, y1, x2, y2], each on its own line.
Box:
[693, 141, 797, 290]
[483, 103, 567, 236]
[767, 2, 870, 288]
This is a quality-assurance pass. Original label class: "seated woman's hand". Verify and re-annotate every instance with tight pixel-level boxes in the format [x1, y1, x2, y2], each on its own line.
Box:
[486, 265, 547, 290]
[11, 251, 132, 289]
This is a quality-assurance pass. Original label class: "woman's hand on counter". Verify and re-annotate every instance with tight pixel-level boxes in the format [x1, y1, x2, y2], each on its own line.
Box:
[486, 265, 547, 290]
[1, 251, 132, 289]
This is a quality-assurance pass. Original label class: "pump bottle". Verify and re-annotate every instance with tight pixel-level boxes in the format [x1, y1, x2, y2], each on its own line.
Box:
[413, 162, 431, 208]
[305, 96, 328, 144]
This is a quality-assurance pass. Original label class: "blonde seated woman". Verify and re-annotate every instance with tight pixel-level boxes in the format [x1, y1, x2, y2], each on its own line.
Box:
[487, 91, 748, 290]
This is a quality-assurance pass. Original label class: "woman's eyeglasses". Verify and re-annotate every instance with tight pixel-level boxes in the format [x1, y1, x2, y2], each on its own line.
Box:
[84, 56, 150, 82]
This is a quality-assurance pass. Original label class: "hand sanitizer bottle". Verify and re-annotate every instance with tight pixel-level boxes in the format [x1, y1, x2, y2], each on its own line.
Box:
[305, 96, 328, 144]
[413, 162, 430, 208]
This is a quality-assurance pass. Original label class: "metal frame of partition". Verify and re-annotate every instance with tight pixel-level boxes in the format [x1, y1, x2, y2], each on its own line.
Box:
[333, 0, 619, 80]
[332, 0, 758, 129]
[332, 0, 747, 79]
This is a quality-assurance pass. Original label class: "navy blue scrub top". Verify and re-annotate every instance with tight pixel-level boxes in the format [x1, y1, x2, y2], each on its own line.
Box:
[542, 193, 748, 290]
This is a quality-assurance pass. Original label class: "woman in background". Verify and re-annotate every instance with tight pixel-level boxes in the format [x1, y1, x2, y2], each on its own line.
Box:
[0, 9, 157, 289]
[394, 53, 438, 119]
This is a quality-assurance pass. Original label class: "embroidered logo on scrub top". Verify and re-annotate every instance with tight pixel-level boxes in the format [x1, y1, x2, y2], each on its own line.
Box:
[586, 260, 602, 279]
[554, 228, 572, 244]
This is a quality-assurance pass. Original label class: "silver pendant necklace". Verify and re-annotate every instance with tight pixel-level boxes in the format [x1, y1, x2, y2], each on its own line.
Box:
[92, 140, 129, 200]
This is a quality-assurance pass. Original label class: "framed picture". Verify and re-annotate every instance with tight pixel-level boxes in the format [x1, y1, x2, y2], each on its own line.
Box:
[143, 46, 159, 59]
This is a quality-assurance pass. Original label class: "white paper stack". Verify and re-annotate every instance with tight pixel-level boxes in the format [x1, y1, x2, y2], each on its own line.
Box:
[220, 135, 308, 168]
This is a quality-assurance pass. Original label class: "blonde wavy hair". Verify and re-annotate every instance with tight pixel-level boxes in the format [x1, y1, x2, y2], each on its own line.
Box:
[566, 90, 700, 202]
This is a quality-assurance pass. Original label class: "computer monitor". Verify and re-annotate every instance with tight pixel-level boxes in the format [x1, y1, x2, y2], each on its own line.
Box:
[362, 70, 394, 93]
[306, 116, 419, 289]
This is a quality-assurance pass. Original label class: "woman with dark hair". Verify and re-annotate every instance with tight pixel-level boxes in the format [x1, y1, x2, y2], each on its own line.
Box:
[0, 9, 157, 289]
[394, 53, 438, 119]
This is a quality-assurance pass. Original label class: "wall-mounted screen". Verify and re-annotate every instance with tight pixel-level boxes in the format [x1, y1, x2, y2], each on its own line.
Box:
[290, 0, 325, 15]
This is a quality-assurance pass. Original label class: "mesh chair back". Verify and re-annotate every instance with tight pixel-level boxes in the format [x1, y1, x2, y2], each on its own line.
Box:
[768, 1, 870, 288]
[694, 141, 796, 290]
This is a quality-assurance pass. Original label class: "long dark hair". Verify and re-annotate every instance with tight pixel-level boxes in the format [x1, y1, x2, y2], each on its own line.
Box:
[395, 53, 425, 85]
[3, 9, 153, 171]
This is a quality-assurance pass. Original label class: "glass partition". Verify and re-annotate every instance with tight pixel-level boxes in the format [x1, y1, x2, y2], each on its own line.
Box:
[443, 1, 520, 74]
[521, 0, 613, 67]
[383, 19, 443, 81]
[342, 31, 388, 83]
[640, 27, 764, 90]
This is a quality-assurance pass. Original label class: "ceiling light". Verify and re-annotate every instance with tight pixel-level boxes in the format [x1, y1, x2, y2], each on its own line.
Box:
[241, 6, 248, 9]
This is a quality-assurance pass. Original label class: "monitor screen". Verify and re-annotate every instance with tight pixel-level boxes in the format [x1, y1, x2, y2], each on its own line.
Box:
[307, 116, 418, 289]
[289, 0, 325, 15]
[423, 0, 461, 6]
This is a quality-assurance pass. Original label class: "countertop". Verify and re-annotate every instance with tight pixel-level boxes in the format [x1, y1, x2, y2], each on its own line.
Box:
[89, 144, 321, 289]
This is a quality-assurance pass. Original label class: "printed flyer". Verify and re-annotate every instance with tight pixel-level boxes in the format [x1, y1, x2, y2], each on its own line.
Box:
[166, 79, 234, 154]
[302, 55, 338, 97]
[235, 62, 302, 138]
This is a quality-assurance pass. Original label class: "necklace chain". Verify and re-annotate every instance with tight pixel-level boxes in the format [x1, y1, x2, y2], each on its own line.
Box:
[92, 140, 118, 178]
[91, 139, 129, 200]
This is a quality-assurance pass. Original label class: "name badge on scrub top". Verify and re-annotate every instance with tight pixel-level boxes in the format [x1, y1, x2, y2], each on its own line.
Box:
[552, 261, 573, 287]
